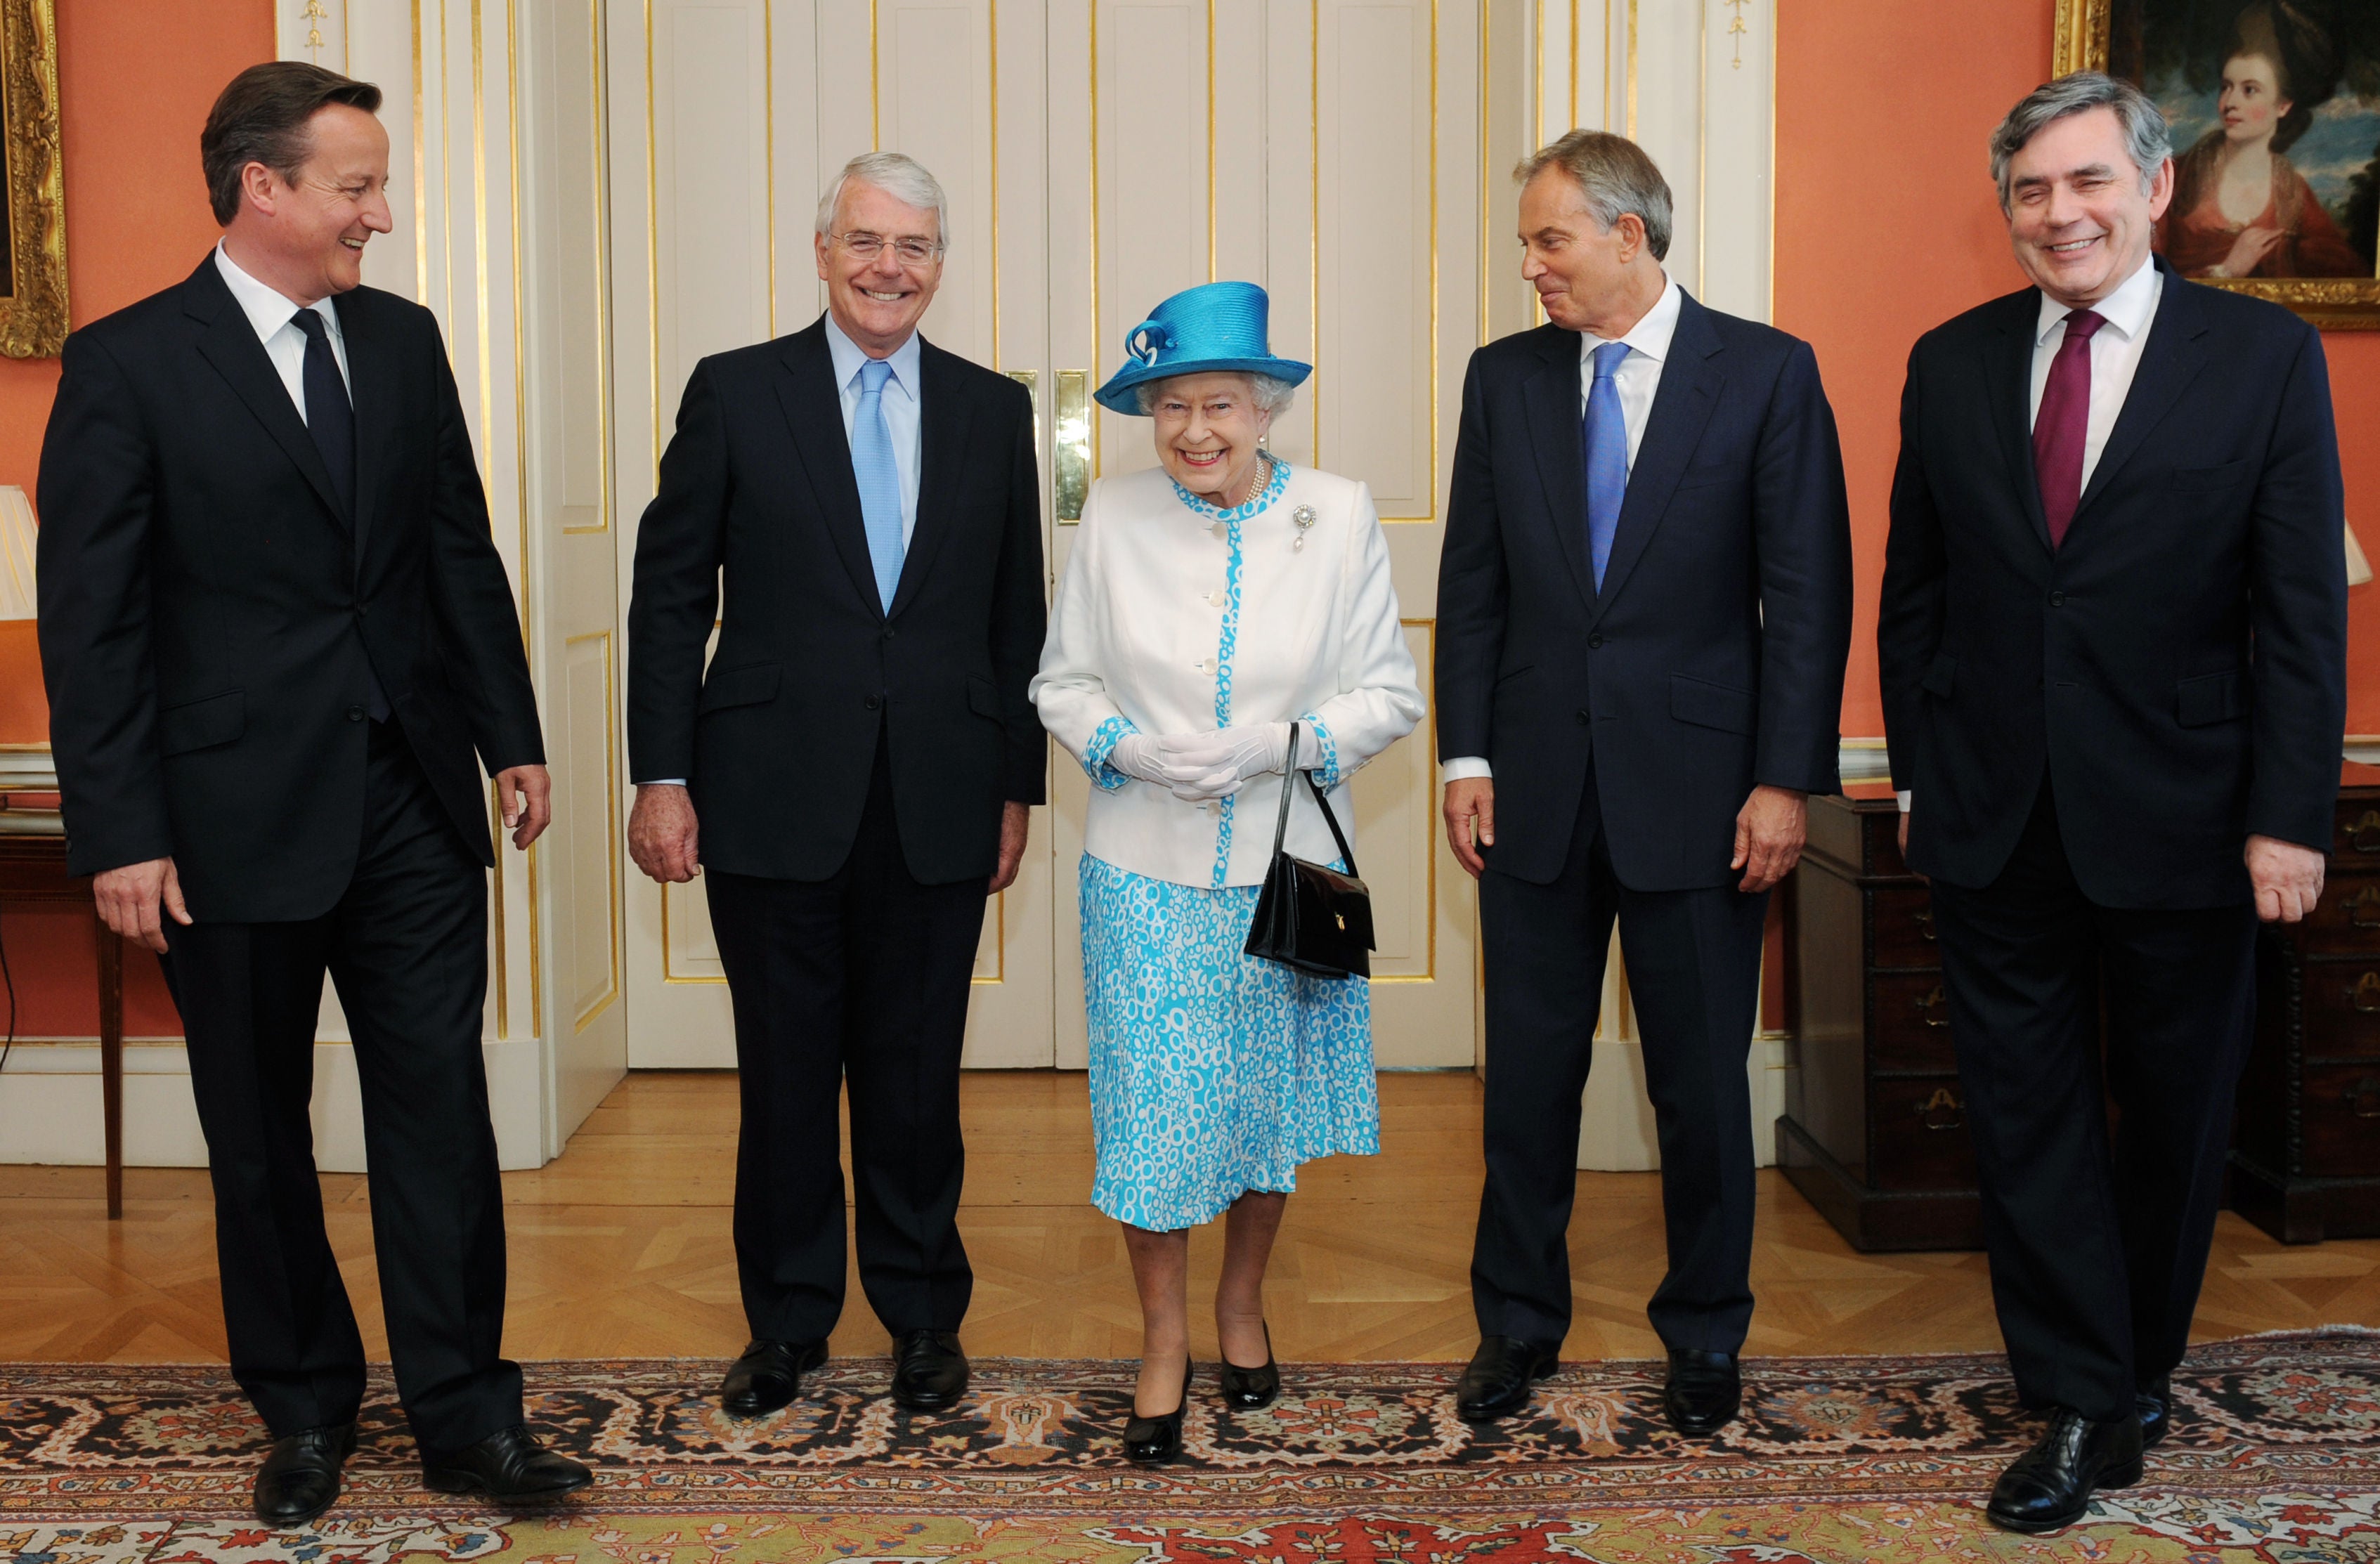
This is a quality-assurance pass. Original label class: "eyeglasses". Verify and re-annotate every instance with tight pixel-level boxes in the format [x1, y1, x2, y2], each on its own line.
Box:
[832, 231, 945, 266]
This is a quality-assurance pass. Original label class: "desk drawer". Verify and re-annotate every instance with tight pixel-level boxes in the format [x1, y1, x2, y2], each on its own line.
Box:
[1871, 971, 1960, 1074]
[1869, 1076, 1981, 1192]
[1869, 886, 1942, 970]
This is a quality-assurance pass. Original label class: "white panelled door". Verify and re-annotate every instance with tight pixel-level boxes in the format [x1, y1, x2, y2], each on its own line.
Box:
[606, 1, 1776, 1078]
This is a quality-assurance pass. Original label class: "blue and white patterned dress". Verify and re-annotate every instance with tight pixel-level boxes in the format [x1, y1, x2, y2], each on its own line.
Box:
[1032, 459, 1424, 1231]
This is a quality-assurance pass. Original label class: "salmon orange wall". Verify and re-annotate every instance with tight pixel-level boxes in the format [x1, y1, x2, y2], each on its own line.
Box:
[1775, 0, 2380, 740]
[1, 0, 275, 1040]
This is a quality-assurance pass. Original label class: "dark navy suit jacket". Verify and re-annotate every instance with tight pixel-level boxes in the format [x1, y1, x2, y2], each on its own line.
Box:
[1436, 289, 1854, 890]
[1878, 259, 2346, 908]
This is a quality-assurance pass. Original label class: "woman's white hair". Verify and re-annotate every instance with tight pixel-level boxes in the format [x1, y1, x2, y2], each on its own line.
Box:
[1133, 372, 1298, 417]
[814, 151, 948, 242]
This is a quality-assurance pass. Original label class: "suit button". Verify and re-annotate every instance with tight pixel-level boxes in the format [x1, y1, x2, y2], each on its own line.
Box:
[355, 604, 368, 618]
[1588, 634, 1604, 649]
[2049, 591, 2067, 607]
[346, 705, 365, 722]
[882, 627, 896, 641]
[864, 695, 882, 710]
[1576, 710, 1591, 726]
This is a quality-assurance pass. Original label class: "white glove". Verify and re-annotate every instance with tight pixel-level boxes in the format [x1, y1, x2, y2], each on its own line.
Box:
[1155, 723, 1297, 802]
[1107, 734, 1178, 786]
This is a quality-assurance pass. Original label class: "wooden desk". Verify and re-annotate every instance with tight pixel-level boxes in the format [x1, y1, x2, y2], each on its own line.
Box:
[0, 831, 124, 1218]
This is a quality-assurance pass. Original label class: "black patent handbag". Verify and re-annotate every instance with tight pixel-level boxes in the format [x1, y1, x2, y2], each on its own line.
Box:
[1243, 723, 1376, 980]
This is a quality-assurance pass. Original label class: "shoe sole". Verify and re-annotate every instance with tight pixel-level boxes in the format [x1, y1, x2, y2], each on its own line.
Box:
[421, 1469, 594, 1499]
[1456, 1363, 1559, 1423]
[891, 1388, 969, 1412]
[253, 1494, 339, 1528]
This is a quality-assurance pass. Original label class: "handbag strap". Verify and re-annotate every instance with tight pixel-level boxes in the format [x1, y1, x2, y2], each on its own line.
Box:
[1266, 722, 1362, 879]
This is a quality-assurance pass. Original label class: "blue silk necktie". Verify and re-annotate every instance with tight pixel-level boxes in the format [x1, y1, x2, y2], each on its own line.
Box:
[852, 356, 905, 612]
[1582, 339, 1632, 592]
[294, 306, 387, 721]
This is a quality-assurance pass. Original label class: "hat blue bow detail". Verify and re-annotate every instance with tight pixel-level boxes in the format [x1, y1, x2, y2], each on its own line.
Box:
[1095, 280, 1313, 415]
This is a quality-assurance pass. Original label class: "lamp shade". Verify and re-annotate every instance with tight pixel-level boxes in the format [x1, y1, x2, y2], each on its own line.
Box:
[0, 486, 34, 621]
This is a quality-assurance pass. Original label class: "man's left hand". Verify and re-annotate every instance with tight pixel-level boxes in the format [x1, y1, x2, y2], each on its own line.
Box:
[1732, 785, 1807, 894]
[496, 764, 552, 849]
[990, 801, 1032, 894]
[2247, 833, 2325, 923]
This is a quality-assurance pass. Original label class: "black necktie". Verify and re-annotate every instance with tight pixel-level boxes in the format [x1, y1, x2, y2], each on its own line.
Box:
[291, 306, 356, 520]
[292, 306, 387, 720]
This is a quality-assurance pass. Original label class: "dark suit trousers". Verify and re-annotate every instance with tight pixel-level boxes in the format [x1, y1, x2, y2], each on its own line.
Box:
[703, 728, 986, 1342]
[1927, 781, 2256, 1421]
[158, 719, 519, 1451]
[1473, 769, 1769, 1351]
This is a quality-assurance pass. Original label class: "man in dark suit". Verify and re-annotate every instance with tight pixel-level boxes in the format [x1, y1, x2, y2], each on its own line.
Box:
[1880, 72, 2345, 1534]
[627, 152, 1044, 1416]
[36, 64, 590, 1523]
[1437, 131, 1852, 1433]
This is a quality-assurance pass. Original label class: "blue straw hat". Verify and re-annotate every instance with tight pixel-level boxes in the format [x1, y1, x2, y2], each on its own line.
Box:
[1093, 281, 1313, 415]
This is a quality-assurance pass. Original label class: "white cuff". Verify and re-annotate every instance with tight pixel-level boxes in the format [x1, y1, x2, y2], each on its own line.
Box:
[1895, 790, 1912, 813]
[1441, 757, 1493, 784]
[641, 778, 689, 788]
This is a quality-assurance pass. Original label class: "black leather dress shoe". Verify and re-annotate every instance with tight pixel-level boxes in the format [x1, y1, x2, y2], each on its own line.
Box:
[1218, 1323, 1280, 1410]
[890, 1329, 970, 1412]
[1663, 1348, 1743, 1437]
[254, 1422, 356, 1526]
[1455, 1336, 1561, 1422]
[1124, 1362, 1193, 1466]
[721, 1338, 827, 1417]
[2136, 1375, 2172, 1449]
[1986, 1407, 2143, 1534]
[421, 1423, 592, 1501]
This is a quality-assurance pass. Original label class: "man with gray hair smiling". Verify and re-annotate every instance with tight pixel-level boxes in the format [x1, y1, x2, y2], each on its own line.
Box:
[626, 150, 1046, 1416]
[1880, 72, 2345, 1532]
[1437, 131, 1851, 1432]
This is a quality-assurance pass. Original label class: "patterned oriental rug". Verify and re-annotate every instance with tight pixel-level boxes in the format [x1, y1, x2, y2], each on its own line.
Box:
[2, 1331, 2376, 1564]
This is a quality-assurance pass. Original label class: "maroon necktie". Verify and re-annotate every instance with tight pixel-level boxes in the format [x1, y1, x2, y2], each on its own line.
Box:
[2033, 309, 2105, 549]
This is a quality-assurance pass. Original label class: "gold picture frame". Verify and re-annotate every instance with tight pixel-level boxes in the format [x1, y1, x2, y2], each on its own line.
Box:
[2055, 0, 2380, 330]
[0, 0, 66, 358]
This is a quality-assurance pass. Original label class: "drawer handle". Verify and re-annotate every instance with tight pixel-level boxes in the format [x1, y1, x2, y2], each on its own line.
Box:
[2348, 1078, 2380, 1120]
[1915, 985, 1952, 1029]
[1917, 1087, 1964, 1131]
[2353, 811, 2380, 854]
[1913, 906, 1937, 942]
[2353, 973, 2380, 1015]
[2349, 887, 2380, 930]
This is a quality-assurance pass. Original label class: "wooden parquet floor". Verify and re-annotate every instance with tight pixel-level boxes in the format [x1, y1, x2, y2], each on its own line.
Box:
[3, 1069, 2375, 1368]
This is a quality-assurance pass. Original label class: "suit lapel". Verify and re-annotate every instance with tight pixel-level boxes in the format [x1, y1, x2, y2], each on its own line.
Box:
[1589, 291, 1720, 623]
[1521, 330, 1597, 614]
[2069, 262, 2207, 535]
[339, 292, 385, 575]
[1984, 290, 2053, 556]
[184, 259, 351, 528]
[887, 337, 973, 620]
[772, 321, 885, 618]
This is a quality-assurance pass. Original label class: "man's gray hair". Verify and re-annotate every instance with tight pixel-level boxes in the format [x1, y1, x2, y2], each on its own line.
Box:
[1514, 130, 1673, 262]
[1988, 71, 2172, 208]
[814, 150, 948, 242]
[1134, 372, 1297, 417]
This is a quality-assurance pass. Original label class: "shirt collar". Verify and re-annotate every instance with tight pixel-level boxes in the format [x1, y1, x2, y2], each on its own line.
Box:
[2034, 254, 2161, 346]
[1580, 271, 1679, 368]
[823, 311, 922, 400]
[213, 241, 339, 344]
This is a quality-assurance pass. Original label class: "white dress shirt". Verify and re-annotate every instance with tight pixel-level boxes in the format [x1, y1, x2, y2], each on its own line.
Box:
[1897, 257, 2164, 812]
[214, 242, 350, 418]
[1034, 463, 1425, 889]
[1441, 273, 1681, 785]
[823, 311, 923, 547]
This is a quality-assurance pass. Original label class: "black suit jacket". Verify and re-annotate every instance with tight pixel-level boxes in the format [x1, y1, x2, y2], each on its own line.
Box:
[1878, 259, 2347, 908]
[625, 317, 1046, 885]
[1436, 292, 1854, 889]
[36, 256, 543, 922]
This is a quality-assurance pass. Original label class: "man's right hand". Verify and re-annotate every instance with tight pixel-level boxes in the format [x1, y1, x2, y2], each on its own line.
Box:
[1443, 778, 1496, 879]
[93, 857, 191, 953]
[630, 783, 702, 882]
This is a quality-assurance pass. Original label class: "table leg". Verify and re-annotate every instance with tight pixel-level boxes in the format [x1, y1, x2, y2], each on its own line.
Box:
[94, 915, 122, 1220]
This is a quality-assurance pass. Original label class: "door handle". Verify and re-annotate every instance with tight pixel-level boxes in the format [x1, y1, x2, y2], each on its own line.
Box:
[1054, 370, 1091, 522]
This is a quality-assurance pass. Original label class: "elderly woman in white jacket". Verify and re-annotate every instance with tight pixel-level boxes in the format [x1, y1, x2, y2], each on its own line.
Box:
[1032, 281, 1424, 1464]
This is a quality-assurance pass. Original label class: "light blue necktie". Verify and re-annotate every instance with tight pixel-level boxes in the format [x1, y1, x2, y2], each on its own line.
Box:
[852, 356, 905, 611]
[1582, 340, 1632, 592]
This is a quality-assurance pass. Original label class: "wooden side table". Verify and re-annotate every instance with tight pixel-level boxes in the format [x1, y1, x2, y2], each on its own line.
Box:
[0, 830, 124, 1218]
